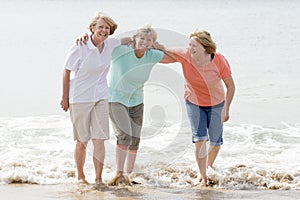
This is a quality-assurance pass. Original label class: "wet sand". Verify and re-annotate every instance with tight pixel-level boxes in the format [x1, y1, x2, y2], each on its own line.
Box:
[0, 184, 299, 200]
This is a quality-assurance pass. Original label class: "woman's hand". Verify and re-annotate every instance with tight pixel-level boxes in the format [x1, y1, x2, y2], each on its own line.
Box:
[222, 107, 229, 122]
[222, 76, 235, 122]
[61, 69, 71, 112]
[76, 33, 89, 46]
[121, 37, 133, 45]
[153, 42, 176, 64]
[60, 98, 69, 112]
[153, 41, 166, 51]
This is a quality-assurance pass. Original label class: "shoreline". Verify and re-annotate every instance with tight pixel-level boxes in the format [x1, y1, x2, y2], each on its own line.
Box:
[0, 184, 299, 200]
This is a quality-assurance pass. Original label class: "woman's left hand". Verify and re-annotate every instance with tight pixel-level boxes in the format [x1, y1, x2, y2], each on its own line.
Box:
[222, 108, 230, 122]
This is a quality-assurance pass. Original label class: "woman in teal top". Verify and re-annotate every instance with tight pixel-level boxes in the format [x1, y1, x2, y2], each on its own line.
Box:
[109, 40, 164, 106]
[108, 25, 173, 185]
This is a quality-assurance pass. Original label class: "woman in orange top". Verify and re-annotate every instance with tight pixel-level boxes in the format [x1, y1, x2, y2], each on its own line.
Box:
[155, 30, 235, 186]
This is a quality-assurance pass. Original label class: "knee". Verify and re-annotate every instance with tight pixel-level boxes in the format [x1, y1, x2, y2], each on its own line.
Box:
[93, 140, 105, 153]
[117, 144, 129, 150]
[195, 141, 206, 151]
[93, 139, 104, 147]
[211, 145, 220, 151]
[76, 141, 87, 150]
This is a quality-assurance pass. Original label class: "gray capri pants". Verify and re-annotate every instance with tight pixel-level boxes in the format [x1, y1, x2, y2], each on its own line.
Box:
[109, 102, 144, 150]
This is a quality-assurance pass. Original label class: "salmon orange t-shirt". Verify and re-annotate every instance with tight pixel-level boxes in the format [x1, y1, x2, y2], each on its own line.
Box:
[174, 49, 232, 107]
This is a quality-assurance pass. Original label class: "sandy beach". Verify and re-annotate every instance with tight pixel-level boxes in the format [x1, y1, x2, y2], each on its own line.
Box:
[1, 184, 299, 200]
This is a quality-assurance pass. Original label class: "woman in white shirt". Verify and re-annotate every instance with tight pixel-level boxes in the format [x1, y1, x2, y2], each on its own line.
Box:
[60, 12, 130, 186]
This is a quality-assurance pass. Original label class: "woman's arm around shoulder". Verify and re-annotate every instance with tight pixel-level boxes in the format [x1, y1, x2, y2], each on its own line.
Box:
[120, 37, 132, 45]
[153, 42, 177, 64]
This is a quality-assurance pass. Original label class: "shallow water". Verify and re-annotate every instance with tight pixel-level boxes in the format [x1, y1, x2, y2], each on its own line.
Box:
[0, 115, 299, 191]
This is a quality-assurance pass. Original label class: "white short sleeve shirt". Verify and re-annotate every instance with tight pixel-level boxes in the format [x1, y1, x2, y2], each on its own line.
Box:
[64, 37, 121, 104]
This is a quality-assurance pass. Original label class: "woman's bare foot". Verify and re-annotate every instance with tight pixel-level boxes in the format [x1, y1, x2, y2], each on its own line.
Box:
[78, 179, 89, 185]
[198, 177, 207, 187]
[200, 179, 208, 187]
[93, 181, 107, 190]
[108, 174, 131, 186]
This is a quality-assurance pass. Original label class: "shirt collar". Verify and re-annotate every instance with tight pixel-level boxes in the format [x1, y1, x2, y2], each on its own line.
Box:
[87, 35, 97, 50]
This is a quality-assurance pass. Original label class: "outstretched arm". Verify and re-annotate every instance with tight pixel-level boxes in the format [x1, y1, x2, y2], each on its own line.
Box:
[75, 33, 132, 46]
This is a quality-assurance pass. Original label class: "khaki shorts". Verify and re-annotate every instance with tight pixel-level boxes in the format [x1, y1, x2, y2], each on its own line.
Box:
[109, 102, 144, 150]
[69, 100, 109, 142]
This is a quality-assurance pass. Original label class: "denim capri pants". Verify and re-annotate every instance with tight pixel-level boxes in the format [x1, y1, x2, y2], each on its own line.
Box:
[185, 100, 224, 146]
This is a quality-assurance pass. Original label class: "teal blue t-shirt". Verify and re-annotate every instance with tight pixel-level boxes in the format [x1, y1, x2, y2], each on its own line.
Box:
[108, 45, 164, 107]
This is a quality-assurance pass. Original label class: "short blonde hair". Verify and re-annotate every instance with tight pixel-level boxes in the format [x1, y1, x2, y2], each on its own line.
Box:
[89, 12, 118, 35]
[189, 30, 217, 54]
[132, 24, 157, 47]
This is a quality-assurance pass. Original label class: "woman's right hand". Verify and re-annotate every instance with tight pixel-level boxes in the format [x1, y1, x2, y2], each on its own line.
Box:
[60, 98, 69, 112]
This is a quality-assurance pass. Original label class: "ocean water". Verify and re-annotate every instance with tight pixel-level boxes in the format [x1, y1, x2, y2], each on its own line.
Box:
[0, 0, 300, 191]
[1, 115, 300, 190]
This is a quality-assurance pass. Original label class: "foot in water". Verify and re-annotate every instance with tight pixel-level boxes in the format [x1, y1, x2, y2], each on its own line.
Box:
[93, 181, 108, 190]
[197, 177, 218, 187]
[196, 177, 208, 187]
[108, 174, 131, 186]
[78, 179, 89, 185]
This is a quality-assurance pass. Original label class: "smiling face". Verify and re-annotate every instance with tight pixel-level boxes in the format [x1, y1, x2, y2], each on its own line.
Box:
[91, 18, 110, 42]
[132, 25, 157, 50]
[134, 33, 155, 49]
